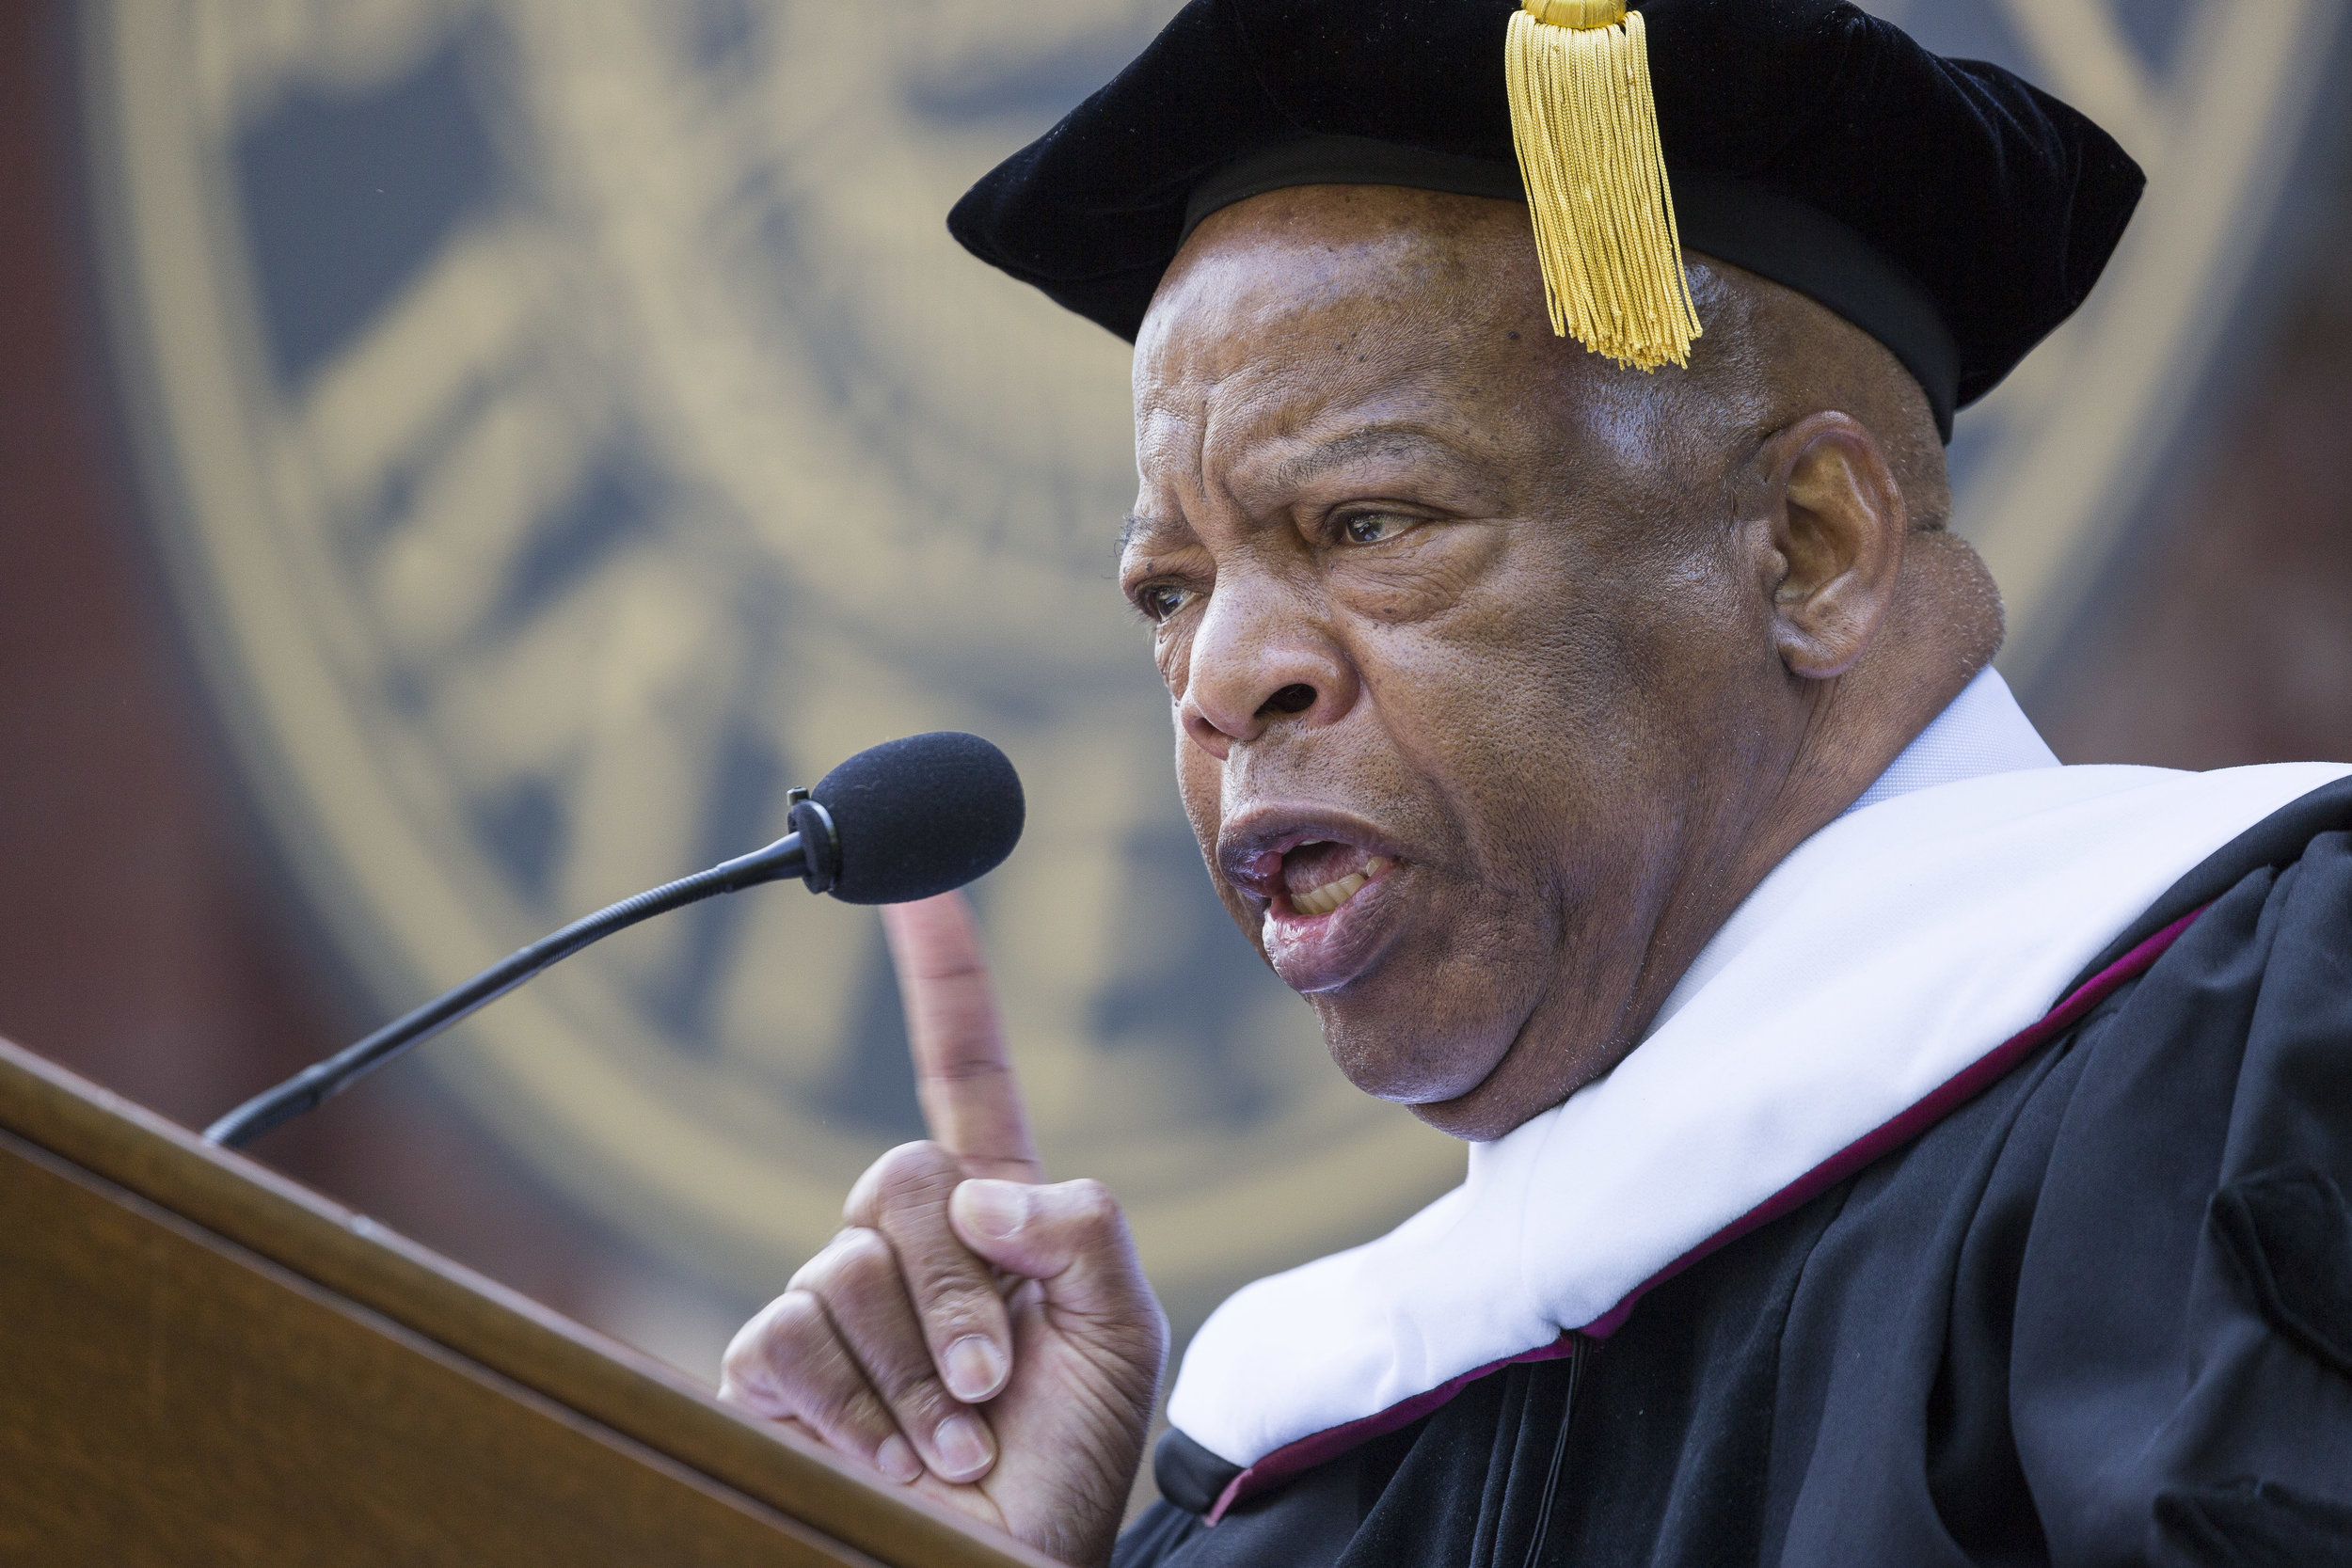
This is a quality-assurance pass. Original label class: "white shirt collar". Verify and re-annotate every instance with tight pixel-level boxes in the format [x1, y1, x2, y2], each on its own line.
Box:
[1842, 666, 2058, 817]
[1648, 666, 2055, 1039]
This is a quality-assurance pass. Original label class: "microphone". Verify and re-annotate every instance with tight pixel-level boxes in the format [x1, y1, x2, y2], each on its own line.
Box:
[204, 731, 1025, 1149]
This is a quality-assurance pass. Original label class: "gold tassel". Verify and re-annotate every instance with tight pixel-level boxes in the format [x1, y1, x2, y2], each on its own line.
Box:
[1505, 0, 1701, 370]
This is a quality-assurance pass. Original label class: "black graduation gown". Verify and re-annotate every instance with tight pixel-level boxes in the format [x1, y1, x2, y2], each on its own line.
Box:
[1117, 780, 2352, 1568]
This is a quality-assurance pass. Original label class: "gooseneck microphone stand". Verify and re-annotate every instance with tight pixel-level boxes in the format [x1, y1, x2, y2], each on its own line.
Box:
[204, 800, 837, 1149]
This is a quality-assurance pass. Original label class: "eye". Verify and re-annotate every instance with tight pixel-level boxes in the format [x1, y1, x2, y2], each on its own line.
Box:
[1135, 583, 1189, 623]
[1338, 511, 1415, 546]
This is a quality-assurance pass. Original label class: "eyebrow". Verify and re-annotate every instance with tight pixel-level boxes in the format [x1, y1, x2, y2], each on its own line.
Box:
[1258, 424, 1470, 495]
[1116, 423, 1477, 556]
[1119, 510, 1183, 555]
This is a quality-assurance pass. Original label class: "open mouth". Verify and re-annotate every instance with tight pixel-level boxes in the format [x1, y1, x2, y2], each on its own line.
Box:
[1227, 822, 1412, 993]
[1280, 841, 1395, 918]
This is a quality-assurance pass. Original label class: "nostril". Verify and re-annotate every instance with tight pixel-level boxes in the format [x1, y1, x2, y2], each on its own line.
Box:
[1262, 683, 1316, 717]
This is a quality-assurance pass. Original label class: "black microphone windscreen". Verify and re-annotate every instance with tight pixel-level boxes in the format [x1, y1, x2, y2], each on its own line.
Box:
[810, 732, 1025, 905]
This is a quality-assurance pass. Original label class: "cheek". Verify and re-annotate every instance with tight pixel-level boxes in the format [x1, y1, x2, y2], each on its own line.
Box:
[1349, 571, 1665, 869]
[1171, 719, 1214, 817]
[1171, 713, 1221, 841]
[1349, 543, 1610, 747]
[1153, 623, 1194, 699]
[1172, 734, 1261, 940]
[1327, 528, 1508, 626]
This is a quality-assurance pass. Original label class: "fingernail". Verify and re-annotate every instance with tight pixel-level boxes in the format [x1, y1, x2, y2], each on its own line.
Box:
[934, 1413, 994, 1480]
[956, 1180, 1028, 1242]
[943, 1334, 1009, 1402]
[876, 1433, 922, 1485]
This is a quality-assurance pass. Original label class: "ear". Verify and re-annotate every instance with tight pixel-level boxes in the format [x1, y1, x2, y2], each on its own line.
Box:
[1749, 412, 1907, 680]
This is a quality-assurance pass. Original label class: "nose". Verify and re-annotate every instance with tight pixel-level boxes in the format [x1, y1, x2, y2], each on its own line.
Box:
[1178, 574, 1358, 760]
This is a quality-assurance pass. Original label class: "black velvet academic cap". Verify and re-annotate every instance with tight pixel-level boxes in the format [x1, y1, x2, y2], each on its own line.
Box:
[947, 0, 2147, 440]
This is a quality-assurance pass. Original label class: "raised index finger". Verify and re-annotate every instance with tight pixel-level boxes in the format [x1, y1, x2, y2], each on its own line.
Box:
[880, 892, 1043, 1183]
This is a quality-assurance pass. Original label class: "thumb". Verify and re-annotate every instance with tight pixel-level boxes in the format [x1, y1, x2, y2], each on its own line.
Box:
[950, 1177, 1157, 1327]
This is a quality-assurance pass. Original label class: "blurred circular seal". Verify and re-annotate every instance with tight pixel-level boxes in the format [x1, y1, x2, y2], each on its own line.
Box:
[78, 0, 2345, 1309]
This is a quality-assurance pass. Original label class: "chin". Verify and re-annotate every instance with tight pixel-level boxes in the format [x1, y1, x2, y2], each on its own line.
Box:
[1315, 994, 1512, 1110]
[1404, 1084, 1529, 1143]
[1408, 1012, 1636, 1142]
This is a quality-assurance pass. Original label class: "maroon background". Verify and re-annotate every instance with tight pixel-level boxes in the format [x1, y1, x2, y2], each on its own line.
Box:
[2037, 183, 2352, 771]
[3, 0, 2347, 1341]
[0, 1, 609, 1324]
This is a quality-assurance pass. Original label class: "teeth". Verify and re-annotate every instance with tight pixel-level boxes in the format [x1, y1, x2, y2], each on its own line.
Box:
[1291, 855, 1392, 917]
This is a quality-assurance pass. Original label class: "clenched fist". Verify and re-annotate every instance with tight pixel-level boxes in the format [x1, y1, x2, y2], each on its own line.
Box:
[720, 894, 1168, 1568]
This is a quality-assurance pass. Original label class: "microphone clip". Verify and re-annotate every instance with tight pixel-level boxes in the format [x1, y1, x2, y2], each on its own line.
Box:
[785, 788, 841, 896]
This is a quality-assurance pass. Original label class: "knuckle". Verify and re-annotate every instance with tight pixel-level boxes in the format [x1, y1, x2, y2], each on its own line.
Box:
[913, 1282, 1003, 1353]
[841, 1164, 882, 1226]
[869, 1170, 997, 1302]
[899, 1243, 1001, 1335]
[720, 1290, 836, 1409]
[717, 1325, 770, 1399]
[767, 1319, 884, 1433]
[765, 1288, 834, 1354]
[843, 1141, 952, 1225]
[791, 1226, 898, 1294]
[872, 1141, 961, 1208]
[875, 1355, 956, 1419]
[802, 1365, 881, 1431]
[1057, 1177, 1126, 1237]
[806, 1382, 893, 1450]
[787, 1232, 850, 1293]
[824, 1225, 897, 1285]
[790, 1231, 926, 1343]
[922, 1046, 1010, 1087]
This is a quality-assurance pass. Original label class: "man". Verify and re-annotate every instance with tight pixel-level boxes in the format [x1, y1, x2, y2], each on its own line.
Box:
[721, 3, 2352, 1564]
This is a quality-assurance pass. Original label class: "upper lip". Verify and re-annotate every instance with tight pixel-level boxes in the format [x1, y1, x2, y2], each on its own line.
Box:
[1216, 804, 1411, 906]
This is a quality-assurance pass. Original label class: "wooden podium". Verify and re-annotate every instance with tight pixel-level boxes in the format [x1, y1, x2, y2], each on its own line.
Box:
[0, 1037, 1055, 1566]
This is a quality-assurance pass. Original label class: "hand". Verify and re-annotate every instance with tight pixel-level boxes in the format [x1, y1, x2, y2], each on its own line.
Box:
[720, 893, 1168, 1568]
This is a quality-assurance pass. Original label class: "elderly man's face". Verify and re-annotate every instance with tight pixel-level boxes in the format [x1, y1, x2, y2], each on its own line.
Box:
[1122, 186, 1808, 1140]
